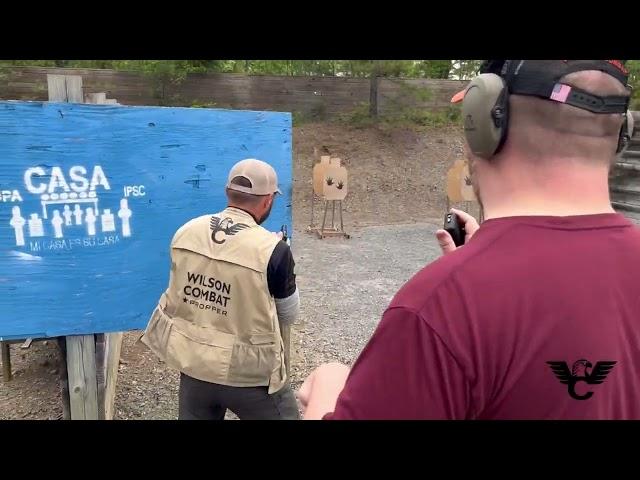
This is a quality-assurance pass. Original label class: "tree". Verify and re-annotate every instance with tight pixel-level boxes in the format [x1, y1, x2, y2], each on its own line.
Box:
[413, 60, 452, 79]
[625, 60, 640, 110]
[449, 60, 482, 80]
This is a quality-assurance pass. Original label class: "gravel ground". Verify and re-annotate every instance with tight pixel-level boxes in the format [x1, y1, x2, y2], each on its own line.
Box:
[288, 221, 442, 392]
[0, 340, 64, 420]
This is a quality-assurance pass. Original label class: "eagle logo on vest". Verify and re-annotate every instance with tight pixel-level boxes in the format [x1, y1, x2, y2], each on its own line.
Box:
[210, 216, 250, 244]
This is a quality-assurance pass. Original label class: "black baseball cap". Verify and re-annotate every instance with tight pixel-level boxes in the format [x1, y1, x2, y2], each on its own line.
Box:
[452, 60, 631, 114]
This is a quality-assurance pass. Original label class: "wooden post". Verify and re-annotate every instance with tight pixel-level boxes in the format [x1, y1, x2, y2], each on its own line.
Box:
[47, 74, 83, 103]
[1, 342, 11, 382]
[56, 337, 71, 420]
[95, 334, 106, 420]
[331, 200, 336, 229]
[48, 73, 100, 420]
[47, 75, 68, 101]
[85, 92, 106, 104]
[310, 148, 317, 229]
[66, 336, 99, 420]
[321, 201, 330, 238]
[84, 92, 124, 420]
[47, 74, 123, 419]
[95, 331, 123, 420]
[369, 75, 379, 118]
[103, 332, 123, 420]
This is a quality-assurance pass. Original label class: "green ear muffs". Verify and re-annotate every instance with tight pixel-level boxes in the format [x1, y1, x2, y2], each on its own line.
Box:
[461, 73, 509, 160]
[617, 110, 635, 154]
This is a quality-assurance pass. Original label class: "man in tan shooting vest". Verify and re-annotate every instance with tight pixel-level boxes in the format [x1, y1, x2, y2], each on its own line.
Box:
[142, 158, 300, 420]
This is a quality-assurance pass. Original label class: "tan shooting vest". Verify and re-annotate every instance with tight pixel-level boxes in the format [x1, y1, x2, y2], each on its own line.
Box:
[141, 207, 286, 394]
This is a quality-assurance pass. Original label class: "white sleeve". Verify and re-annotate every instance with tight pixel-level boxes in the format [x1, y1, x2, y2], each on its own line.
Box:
[274, 288, 300, 326]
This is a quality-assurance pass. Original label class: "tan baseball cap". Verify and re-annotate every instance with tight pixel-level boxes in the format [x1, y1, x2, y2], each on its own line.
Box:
[226, 158, 282, 195]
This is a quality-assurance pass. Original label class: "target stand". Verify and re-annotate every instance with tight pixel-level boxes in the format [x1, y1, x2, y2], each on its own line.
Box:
[307, 155, 350, 239]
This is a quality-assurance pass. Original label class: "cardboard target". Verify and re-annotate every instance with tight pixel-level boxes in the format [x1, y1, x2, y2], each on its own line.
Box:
[313, 156, 331, 196]
[460, 162, 476, 202]
[446, 159, 466, 203]
[323, 158, 348, 200]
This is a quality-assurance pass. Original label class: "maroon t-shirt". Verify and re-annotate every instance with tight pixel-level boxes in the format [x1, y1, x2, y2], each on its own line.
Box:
[326, 214, 640, 419]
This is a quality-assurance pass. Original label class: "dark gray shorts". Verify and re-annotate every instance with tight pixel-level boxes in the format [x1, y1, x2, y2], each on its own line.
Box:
[178, 373, 300, 420]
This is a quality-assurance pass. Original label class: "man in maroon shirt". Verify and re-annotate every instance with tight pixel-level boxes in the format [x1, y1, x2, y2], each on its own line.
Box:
[298, 60, 640, 420]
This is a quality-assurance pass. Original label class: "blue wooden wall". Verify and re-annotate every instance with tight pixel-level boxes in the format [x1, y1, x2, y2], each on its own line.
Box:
[0, 101, 292, 339]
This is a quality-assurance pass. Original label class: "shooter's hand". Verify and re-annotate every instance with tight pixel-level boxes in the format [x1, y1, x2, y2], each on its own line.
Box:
[297, 362, 350, 419]
[435, 208, 480, 255]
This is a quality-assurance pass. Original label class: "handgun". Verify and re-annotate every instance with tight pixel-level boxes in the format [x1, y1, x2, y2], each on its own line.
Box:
[281, 224, 290, 246]
[444, 212, 465, 247]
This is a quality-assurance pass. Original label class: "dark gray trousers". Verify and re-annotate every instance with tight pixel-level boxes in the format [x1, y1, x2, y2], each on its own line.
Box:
[178, 373, 300, 420]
